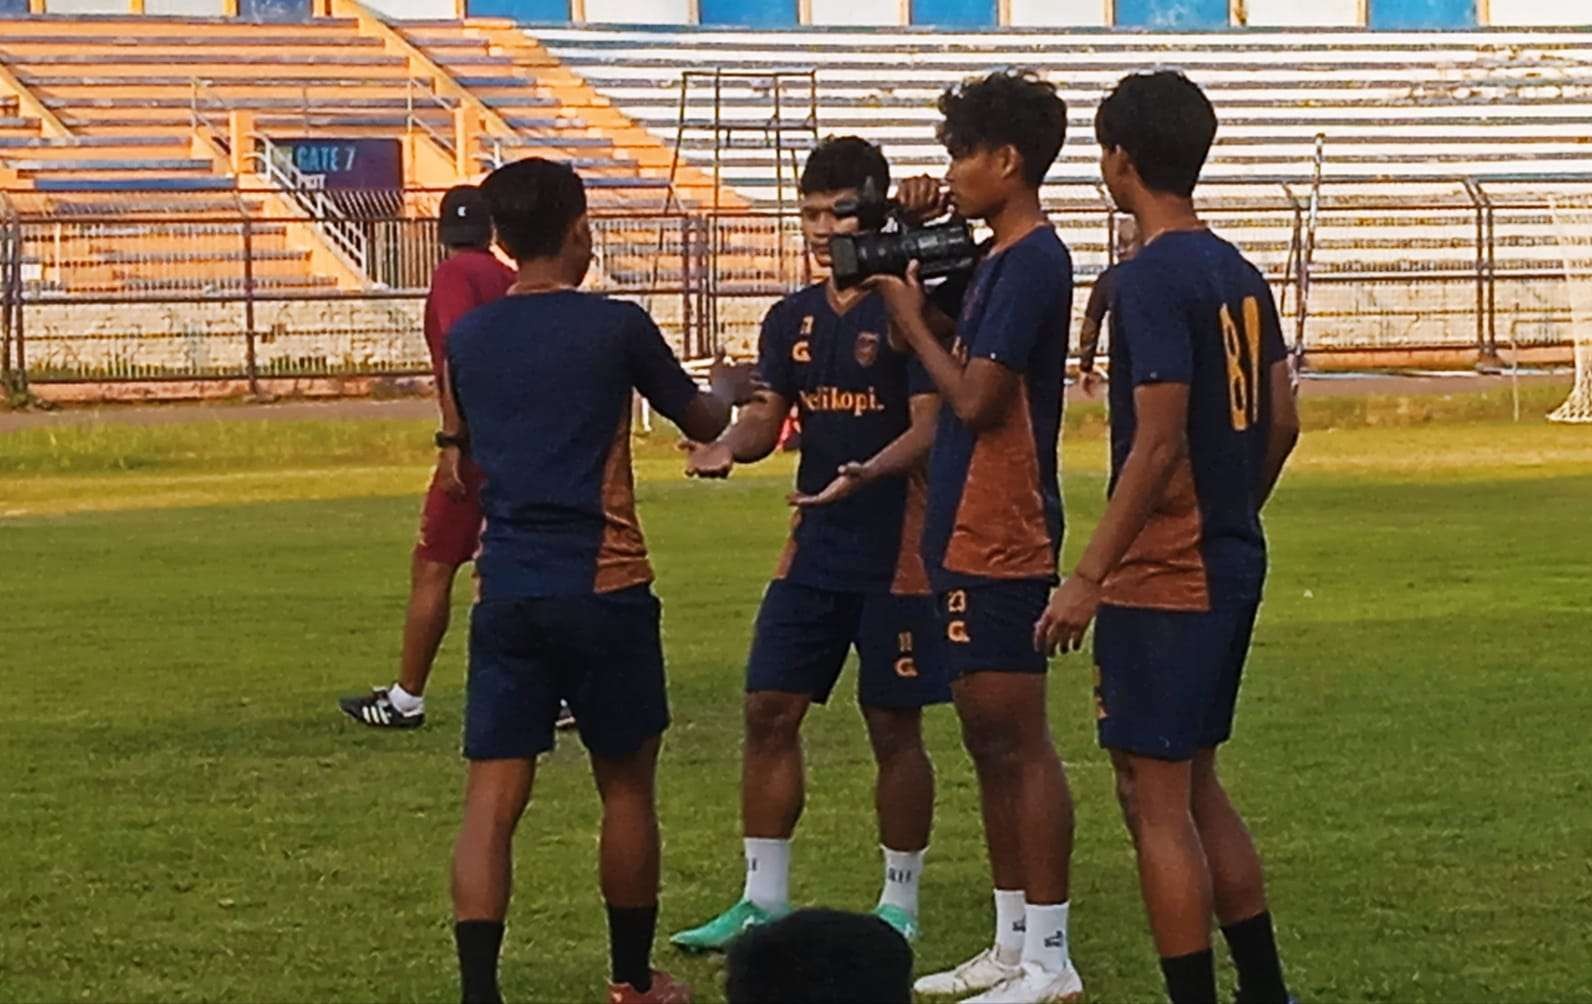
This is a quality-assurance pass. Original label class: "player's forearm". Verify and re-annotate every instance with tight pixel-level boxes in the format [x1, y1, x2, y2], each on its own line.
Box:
[440, 359, 466, 437]
[1072, 434, 1186, 584]
[1077, 319, 1102, 370]
[858, 397, 939, 481]
[678, 392, 734, 444]
[1255, 422, 1300, 509]
[717, 397, 786, 463]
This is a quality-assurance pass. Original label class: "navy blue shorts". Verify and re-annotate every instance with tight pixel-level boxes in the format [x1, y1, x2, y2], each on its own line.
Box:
[746, 580, 951, 709]
[1093, 601, 1261, 762]
[937, 581, 1051, 679]
[465, 585, 669, 761]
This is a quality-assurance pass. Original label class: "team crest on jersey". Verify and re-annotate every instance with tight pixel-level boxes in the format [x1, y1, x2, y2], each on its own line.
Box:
[854, 331, 881, 368]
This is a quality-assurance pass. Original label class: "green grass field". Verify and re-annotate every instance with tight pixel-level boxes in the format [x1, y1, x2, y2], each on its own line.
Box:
[3, 385, 1590, 1003]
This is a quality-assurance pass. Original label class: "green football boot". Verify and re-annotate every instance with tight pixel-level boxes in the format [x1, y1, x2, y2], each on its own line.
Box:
[670, 899, 787, 953]
[872, 903, 920, 943]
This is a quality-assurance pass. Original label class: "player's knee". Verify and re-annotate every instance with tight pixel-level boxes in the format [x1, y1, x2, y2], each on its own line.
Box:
[744, 694, 805, 752]
[960, 717, 1021, 772]
[863, 709, 926, 764]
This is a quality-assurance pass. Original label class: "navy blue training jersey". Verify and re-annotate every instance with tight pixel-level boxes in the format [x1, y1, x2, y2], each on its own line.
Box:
[757, 283, 934, 595]
[922, 225, 1074, 592]
[447, 291, 700, 601]
[1104, 229, 1289, 611]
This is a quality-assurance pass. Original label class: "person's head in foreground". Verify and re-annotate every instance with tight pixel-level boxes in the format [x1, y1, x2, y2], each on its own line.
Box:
[798, 135, 891, 270]
[479, 157, 592, 284]
[725, 908, 913, 1004]
[1095, 70, 1218, 215]
[937, 69, 1067, 222]
[437, 184, 493, 252]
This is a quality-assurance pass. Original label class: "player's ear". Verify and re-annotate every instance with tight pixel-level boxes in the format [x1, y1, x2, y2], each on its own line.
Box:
[997, 144, 1023, 183]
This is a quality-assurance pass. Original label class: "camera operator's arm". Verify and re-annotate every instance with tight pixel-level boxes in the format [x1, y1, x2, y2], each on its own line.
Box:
[870, 264, 1016, 431]
[790, 391, 938, 508]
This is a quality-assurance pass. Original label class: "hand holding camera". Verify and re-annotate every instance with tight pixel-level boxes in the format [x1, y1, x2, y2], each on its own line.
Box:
[828, 178, 979, 290]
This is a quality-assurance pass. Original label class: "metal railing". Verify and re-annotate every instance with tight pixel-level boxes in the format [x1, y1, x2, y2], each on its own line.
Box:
[405, 77, 457, 160]
[3, 178, 1591, 391]
[251, 137, 371, 280]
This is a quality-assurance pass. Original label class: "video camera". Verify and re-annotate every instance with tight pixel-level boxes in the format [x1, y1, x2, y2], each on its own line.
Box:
[828, 179, 979, 290]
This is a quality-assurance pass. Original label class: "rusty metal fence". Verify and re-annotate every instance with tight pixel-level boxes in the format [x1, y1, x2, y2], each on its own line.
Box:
[1, 178, 1588, 395]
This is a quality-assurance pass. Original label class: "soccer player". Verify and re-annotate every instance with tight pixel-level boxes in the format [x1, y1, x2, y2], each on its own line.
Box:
[445, 157, 747, 1004]
[1076, 218, 1141, 397]
[338, 185, 511, 729]
[670, 137, 950, 951]
[1034, 71, 1301, 1004]
[868, 71, 1083, 1002]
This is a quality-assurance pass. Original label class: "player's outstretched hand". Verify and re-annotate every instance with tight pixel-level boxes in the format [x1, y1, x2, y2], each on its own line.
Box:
[895, 176, 949, 224]
[863, 261, 927, 328]
[438, 446, 468, 500]
[683, 439, 735, 479]
[788, 462, 870, 508]
[1034, 574, 1102, 655]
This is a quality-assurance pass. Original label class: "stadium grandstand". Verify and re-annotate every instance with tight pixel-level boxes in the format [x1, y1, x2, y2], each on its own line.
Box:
[0, 0, 1588, 404]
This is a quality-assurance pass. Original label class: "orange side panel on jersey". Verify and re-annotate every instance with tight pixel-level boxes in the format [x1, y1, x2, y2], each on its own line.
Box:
[942, 384, 1054, 580]
[1101, 457, 1211, 612]
[773, 510, 801, 580]
[594, 413, 656, 594]
[890, 469, 932, 596]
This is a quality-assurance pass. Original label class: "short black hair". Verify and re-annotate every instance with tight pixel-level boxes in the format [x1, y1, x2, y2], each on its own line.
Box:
[800, 136, 890, 196]
[1095, 71, 1217, 197]
[937, 70, 1067, 188]
[725, 909, 912, 1004]
[479, 157, 587, 261]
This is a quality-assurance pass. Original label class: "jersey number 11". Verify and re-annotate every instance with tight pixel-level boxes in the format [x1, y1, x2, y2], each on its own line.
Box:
[1220, 297, 1263, 432]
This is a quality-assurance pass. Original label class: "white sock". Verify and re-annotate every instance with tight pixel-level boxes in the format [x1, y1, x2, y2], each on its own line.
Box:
[877, 846, 925, 917]
[993, 889, 1026, 964]
[1021, 901, 1072, 973]
[742, 838, 791, 912]
[387, 683, 424, 714]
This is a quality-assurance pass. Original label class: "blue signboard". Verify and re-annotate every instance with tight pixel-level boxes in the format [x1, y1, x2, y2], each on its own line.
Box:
[1115, 0, 1230, 28]
[272, 139, 403, 191]
[1368, 0, 1475, 29]
[465, 0, 570, 20]
[911, 0, 997, 25]
[697, 0, 798, 25]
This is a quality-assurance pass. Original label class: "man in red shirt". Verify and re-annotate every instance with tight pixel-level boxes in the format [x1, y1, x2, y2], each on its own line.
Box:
[339, 185, 514, 729]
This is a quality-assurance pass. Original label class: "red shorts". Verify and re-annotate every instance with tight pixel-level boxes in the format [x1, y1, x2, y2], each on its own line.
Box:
[415, 457, 485, 567]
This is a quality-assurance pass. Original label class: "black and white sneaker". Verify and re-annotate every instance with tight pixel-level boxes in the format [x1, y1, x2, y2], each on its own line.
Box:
[555, 700, 576, 731]
[338, 687, 425, 729]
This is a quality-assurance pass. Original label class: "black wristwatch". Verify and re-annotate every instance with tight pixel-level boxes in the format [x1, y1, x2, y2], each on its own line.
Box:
[434, 431, 469, 451]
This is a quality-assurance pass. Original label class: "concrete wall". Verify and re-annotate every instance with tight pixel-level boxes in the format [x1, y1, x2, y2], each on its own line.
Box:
[585, 0, 694, 22]
[808, 0, 902, 25]
[1490, 0, 1589, 25]
[1008, 0, 1108, 26]
[1244, 0, 1360, 25]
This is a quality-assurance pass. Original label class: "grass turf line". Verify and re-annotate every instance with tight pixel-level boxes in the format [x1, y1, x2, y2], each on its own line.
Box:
[2, 389, 1590, 1002]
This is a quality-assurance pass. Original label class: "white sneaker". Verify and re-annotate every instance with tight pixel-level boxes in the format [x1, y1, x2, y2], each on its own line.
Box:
[914, 947, 1022, 997]
[963, 961, 1084, 1004]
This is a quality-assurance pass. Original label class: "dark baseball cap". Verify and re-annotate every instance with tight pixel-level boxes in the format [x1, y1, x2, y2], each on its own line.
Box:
[438, 185, 491, 247]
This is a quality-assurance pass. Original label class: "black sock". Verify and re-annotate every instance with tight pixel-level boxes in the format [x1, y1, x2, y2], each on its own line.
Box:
[1222, 911, 1290, 1004]
[454, 920, 505, 1004]
[1160, 948, 1218, 1004]
[606, 903, 658, 993]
